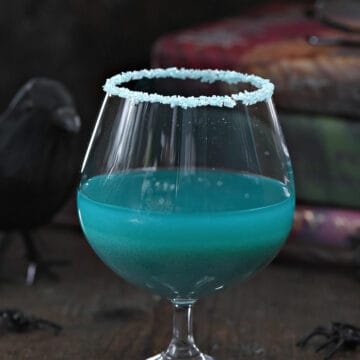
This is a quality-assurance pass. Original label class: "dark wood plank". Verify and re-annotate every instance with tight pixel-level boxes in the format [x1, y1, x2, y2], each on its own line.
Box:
[1, 226, 360, 359]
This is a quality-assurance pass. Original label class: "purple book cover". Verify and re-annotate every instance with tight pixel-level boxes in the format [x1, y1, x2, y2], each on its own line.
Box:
[56, 199, 360, 267]
[289, 205, 360, 248]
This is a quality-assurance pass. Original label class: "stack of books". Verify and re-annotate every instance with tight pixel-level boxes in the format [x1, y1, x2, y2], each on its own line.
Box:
[151, 2, 360, 267]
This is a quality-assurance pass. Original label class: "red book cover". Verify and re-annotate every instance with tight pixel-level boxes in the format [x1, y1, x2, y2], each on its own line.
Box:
[151, 3, 360, 118]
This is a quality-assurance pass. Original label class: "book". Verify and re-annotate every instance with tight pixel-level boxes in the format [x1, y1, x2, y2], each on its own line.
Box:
[280, 113, 360, 208]
[151, 4, 360, 118]
[281, 205, 360, 269]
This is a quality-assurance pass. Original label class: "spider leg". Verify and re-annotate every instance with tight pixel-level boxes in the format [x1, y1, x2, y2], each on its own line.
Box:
[315, 338, 336, 352]
[297, 327, 330, 347]
[32, 319, 62, 335]
[323, 339, 345, 360]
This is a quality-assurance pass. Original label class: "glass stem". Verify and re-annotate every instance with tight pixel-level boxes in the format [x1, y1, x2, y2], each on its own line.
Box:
[162, 302, 202, 360]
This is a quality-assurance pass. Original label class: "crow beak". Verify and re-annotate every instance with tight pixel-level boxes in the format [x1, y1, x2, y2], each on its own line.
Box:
[53, 106, 81, 133]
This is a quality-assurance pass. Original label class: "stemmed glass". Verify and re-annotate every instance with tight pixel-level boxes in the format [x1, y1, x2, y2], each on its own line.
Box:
[77, 68, 295, 360]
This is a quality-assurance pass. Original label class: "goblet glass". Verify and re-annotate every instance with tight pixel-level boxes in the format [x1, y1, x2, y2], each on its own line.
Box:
[77, 68, 295, 360]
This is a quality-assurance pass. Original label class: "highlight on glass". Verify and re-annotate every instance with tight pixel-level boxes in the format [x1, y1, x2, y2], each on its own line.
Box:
[77, 68, 295, 360]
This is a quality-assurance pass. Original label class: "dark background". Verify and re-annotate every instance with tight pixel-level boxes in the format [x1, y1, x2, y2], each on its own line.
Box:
[0, 0, 274, 150]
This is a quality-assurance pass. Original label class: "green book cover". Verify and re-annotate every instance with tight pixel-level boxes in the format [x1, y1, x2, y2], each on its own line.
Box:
[280, 113, 360, 208]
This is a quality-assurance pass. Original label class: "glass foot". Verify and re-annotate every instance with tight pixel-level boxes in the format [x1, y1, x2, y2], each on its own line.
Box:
[145, 303, 216, 360]
[146, 354, 214, 360]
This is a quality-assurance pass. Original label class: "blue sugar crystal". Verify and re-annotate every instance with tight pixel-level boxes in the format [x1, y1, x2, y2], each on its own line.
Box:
[103, 68, 274, 108]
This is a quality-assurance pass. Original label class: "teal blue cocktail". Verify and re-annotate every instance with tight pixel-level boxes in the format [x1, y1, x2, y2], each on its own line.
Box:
[78, 68, 295, 360]
[78, 170, 294, 299]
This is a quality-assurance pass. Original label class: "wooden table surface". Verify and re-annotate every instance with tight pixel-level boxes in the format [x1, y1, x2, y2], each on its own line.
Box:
[1, 226, 360, 360]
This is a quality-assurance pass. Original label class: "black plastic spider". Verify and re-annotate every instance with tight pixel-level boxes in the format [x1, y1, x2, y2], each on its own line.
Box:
[297, 322, 360, 359]
[0, 309, 61, 335]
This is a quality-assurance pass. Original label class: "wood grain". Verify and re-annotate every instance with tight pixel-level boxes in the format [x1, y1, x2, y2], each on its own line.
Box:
[1, 226, 360, 359]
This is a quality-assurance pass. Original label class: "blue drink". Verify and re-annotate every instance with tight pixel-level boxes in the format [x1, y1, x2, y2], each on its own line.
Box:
[78, 170, 294, 299]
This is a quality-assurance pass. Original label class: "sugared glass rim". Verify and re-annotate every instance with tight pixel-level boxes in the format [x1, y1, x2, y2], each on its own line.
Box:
[103, 67, 274, 109]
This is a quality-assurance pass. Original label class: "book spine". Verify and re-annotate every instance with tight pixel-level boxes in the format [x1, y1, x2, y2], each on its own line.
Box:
[289, 205, 360, 248]
[280, 113, 360, 208]
[281, 205, 360, 268]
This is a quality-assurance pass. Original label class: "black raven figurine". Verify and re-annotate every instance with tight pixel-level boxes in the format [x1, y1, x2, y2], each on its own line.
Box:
[0, 78, 81, 285]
